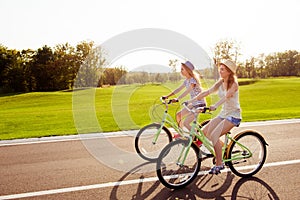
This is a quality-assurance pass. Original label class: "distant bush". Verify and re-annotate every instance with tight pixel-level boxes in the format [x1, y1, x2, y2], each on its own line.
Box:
[238, 79, 259, 86]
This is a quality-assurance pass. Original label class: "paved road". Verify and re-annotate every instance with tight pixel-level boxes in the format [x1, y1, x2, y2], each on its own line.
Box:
[0, 120, 299, 199]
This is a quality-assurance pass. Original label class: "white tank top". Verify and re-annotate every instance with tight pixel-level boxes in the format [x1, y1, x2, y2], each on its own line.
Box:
[218, 84, 242, 119]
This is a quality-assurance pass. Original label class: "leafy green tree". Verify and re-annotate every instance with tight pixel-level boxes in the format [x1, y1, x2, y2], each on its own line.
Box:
[213, 38, 241, 64]
[212, 39, 241, 79]
[294, 53, 300, 76]
[20, 49, 36, 91]
[53, 43, 78, 90]
[74, 41, 106, 88]
[0, 45, 11, 90]
[245, 57, 256, 78]
[31, 45, 54, 91]
[256, 53, 267, 78]
[0, 47, 26, 92]
[168, 59, 181, 82]
[98, 66, 127, 86]
[168, 59, 178, 73]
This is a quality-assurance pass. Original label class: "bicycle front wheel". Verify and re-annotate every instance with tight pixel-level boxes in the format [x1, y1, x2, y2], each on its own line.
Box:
[135, 123, 172, 162]
[156, 139, 201, 189]
[227, 131, 267, 177]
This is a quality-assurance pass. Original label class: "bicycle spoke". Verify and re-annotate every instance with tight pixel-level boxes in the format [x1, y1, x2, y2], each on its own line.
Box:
[135, 123, 172, 161]
[156, 140, 201, 189]
[228, 131, 267, 177]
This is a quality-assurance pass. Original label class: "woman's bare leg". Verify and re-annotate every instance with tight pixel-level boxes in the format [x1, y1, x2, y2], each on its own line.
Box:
[202, 117, 222, 138]
[176, 108, 189, 128]
[210, 119, 235, 166]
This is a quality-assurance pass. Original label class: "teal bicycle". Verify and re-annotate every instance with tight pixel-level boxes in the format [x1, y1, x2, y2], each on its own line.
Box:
[135, 97, 209, 162]
[156, 103, 268, 189]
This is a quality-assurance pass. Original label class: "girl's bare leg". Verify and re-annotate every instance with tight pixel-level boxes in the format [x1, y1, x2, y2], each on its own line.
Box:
[176, 108, 189, 128]
[210, 119, 235, 166]
[202, 117, 222, 138]
[183, 113, 194, 130]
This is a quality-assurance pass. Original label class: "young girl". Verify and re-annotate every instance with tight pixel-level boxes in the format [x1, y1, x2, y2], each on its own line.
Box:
[188, 59, 242, 174]
[164, 61, 206, 131]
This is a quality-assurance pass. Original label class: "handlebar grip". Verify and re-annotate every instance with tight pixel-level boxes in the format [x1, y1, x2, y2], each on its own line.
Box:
[202, 107, 210, 113]
[182, 102, 211, 113]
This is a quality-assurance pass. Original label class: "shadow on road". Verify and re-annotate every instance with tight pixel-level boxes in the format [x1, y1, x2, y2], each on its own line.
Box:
[229, 176, 280, 200]
[109, 162, 280, 200]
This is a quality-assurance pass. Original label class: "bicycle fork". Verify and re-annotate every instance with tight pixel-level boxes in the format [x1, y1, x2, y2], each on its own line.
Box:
[152, 124, 164, 145]
[175, 138, 193, 167]
[176, 121, 199, 166]
[152, 112, 168, 144]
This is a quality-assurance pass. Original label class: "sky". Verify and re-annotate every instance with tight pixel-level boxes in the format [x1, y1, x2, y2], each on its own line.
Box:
[1, 0, 299, 69]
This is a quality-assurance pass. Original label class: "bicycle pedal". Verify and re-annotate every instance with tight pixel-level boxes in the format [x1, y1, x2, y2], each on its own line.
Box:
[206, 153, 214, 158]
[201, 151, 214, 158]
[210, 170, 222, 175]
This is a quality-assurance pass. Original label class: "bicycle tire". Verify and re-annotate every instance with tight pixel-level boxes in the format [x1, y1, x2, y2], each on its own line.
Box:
[227, 130, 267, 177]
[135, 123, 172, 162]
[156, 139, 201, 189]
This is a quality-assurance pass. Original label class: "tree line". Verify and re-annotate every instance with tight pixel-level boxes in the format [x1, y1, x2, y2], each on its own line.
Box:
[212, 39, 300, 79]
[0, 41, 99, 92]
[0, 39, 299, 93]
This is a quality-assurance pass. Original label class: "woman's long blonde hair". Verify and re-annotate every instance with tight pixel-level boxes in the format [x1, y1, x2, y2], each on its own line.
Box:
[182, 64, 201, 87]
[224, 66, 237, 90]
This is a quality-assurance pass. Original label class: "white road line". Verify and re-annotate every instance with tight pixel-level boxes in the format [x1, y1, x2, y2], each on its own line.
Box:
[0, 119, 299, 147]
[1, 159, 300, 200]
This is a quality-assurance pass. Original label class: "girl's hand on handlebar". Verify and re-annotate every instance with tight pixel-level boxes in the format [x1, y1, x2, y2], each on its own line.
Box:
[171, 98, 179, 103]
[182, 101, 188, 106]
[209, 105, 217, 111]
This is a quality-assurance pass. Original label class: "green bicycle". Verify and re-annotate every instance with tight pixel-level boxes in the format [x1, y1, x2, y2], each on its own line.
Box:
[135, 97, 209, 162]
[156, 103, 268, 189]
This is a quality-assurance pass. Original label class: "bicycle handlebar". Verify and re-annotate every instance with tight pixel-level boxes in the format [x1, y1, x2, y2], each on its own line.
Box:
[160, 97, 211, 114]
[182, 101, 210, 114]
[160, 96, 178, 105]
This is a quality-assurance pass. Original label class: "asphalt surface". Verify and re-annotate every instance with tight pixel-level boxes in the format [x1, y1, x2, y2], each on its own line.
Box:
[0, 119, 299, 200]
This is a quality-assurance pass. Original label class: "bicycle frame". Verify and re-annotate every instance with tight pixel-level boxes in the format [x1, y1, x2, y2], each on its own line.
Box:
[177, 104, 252, 166]
[152, 99, 185, 144]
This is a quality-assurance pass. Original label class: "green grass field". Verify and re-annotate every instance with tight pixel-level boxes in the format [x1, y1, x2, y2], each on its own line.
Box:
[1, 77, 300, 140]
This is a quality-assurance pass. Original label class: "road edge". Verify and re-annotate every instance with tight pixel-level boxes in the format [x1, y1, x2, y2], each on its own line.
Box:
[1, 118, 299, 146]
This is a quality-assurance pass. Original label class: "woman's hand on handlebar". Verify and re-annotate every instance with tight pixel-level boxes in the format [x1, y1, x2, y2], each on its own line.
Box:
[182, 101, 212, 113]
[161, 96, 178, 104]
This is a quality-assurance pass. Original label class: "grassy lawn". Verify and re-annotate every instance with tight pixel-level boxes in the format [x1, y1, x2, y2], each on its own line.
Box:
[1, 77, 300, 140]
[239, 78, 300, 121]
[0, 92, 76, 139]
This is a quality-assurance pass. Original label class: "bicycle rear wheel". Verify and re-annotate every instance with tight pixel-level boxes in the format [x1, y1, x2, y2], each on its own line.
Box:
[156, 139, 201, 189]
[135, 123, 172, 162]
[227, 131, 267, 177]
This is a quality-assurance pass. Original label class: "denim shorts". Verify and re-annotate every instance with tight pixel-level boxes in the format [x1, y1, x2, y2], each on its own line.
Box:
[192, 103, 206, 109]
[219, 116, 241, 127]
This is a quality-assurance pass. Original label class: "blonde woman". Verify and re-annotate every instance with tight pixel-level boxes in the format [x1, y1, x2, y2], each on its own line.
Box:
[163, 61, 206, 132]
[188, 59, 242, 174]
